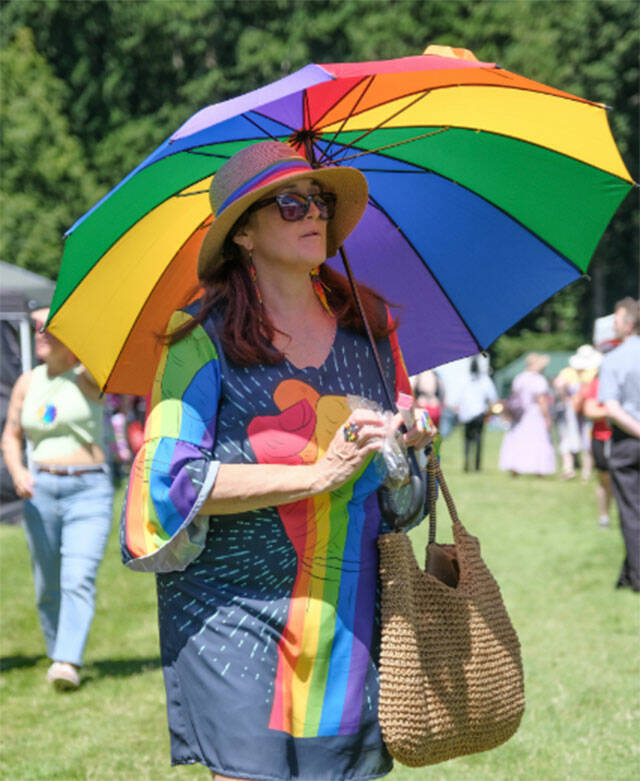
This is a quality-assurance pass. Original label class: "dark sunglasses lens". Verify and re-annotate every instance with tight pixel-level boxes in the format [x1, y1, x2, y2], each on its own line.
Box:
[315, 193, 336, 220]
[275, 192, 336, 221]
[277, 194, 308, 221]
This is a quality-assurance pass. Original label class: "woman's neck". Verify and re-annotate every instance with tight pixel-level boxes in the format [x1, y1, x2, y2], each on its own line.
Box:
[256, 265, 325, 329]
[45, 352, 77, 378]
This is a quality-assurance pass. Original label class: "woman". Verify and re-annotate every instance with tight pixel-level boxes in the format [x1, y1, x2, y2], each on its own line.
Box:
[498, 352, 555, 476]
[1, 309, 113, 690]
[120, 141, 434, 780]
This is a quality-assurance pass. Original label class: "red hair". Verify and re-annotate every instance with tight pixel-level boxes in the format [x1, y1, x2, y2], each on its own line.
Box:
[169, 229, 397, 365]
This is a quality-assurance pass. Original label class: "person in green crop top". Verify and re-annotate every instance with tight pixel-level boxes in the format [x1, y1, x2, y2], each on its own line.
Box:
[1, 309, 113, 690]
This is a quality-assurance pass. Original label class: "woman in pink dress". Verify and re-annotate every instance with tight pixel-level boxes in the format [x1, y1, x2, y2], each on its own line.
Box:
[499, 353, 556, 476]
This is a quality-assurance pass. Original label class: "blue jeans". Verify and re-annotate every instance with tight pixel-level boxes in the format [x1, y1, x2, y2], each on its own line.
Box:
[23, 468, 113, 666]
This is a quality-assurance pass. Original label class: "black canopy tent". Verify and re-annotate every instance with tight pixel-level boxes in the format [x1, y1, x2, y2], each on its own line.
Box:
[0, 261, 56, 521]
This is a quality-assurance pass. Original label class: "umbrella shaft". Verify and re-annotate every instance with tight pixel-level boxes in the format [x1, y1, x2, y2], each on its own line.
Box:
[338, 246, 396, 412]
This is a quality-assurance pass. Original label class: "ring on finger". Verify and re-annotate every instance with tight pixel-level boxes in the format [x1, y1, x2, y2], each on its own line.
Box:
[343, 422, 359, 442]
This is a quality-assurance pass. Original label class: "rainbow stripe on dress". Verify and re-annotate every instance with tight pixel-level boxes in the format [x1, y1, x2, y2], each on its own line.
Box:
[246, 379, 389, 737]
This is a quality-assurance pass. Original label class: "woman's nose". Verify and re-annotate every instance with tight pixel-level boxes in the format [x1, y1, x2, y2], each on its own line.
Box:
[305, 197, 321, 219]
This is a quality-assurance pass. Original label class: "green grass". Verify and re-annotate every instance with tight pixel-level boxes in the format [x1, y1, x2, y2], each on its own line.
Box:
[1, 429, 638, 780]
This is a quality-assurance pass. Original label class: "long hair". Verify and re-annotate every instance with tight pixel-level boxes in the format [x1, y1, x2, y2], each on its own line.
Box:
[168, 218, 397, 365]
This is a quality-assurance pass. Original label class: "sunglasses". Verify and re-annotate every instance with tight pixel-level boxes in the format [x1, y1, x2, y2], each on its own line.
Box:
[249, 191, 337, 222]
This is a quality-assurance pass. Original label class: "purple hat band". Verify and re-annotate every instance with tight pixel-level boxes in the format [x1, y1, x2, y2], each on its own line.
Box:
[216, 157, 315, 216]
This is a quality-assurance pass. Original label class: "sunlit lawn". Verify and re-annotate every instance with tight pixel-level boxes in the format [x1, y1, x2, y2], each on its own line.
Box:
[1, 428, 638, 780]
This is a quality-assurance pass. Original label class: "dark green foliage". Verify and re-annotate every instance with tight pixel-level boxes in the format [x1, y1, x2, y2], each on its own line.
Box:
[1, 0, 638, 352]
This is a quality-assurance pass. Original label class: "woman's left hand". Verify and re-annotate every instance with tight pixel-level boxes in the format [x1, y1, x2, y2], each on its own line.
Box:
[395, 406, 438, 450]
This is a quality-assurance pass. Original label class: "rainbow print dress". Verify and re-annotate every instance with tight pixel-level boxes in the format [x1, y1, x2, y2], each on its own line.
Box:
[120, 303, 412, 780]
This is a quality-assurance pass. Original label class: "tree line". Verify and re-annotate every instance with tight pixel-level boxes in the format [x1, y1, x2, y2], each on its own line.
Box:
[1, 0, 638, 365]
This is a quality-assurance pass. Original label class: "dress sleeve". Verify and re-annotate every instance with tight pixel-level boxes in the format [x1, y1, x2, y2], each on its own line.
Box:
[120, 311, 221, 573]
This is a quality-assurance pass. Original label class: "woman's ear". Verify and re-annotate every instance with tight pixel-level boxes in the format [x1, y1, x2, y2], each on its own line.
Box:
[232, 228, 253, 253]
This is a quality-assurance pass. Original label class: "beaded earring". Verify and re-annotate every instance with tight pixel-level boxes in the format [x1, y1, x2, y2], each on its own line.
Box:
[310, 266, 333, 316]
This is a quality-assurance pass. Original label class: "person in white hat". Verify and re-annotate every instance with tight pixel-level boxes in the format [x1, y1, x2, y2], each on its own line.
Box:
[119, 141, 434, 780]
[554, 345, 601, 481]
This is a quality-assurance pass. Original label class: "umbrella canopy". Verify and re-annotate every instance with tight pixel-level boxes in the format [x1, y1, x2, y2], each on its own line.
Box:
[46, 46, 634, 394]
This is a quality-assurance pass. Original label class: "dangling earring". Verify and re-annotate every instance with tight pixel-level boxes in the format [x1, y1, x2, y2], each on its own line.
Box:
[310, 266, 333, 316]
[248, 253, 263, 306]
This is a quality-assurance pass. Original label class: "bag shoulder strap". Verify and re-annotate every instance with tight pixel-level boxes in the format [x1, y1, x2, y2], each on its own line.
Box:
[427, 451, 460, 544]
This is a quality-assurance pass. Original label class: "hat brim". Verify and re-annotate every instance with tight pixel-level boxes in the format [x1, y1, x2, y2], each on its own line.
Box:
[198, 165, 368, 278]
[569, 357, 601, 370]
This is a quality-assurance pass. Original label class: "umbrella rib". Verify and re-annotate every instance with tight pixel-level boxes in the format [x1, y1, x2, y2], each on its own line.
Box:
[242, 111, 292, 140]
[303, 88, 311, 130]
[175, 189, 210, 197]
[313, 75, 374, 130]
[185, 149, 234, 160]
[332, 127, 452, 164]
[316, 76, 376, 165]
[364, 193, 484, 354]
[320, 89, 433, 166]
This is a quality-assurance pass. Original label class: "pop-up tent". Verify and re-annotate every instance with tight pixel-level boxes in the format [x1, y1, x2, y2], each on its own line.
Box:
[0, 261, 56, 521]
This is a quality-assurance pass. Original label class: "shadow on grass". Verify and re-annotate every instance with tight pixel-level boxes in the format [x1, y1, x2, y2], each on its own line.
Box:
[84, 656, 162, 681]
[0, 654, 46, 672]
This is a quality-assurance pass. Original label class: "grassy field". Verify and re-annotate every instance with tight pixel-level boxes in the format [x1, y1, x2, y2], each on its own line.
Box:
[1, 429, 638, 780]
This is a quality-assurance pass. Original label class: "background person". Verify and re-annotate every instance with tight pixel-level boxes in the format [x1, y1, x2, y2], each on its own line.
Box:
[568, 345, 601, 481]
[598, 297, 640, 592]
[455, 357, 498, 472]
[498, 352, 555, 477]
[553, 360, 583, 479]
[120, 141, 433, 781]
[1, 309, 113, 689]
[576, 349, 614, 528]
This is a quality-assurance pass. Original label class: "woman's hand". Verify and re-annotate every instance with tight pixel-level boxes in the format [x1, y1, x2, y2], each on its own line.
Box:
[12, 466, 34, 499]
[314, 409, 389, 493]
[397, 406, 437, 451]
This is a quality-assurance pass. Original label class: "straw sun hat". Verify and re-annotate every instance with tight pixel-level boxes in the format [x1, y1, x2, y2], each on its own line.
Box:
[525, 352, 550, 373]
[197, 141, 369, 278]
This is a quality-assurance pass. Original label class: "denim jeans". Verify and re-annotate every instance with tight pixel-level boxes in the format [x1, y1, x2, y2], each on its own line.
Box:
[23, 467, 114, 666]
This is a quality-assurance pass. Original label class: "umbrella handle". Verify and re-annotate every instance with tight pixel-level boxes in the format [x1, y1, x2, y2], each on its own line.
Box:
[378, 447, 427, 532]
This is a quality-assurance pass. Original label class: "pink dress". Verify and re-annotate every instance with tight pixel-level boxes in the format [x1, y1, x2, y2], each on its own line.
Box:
[499, 371, 556, 475]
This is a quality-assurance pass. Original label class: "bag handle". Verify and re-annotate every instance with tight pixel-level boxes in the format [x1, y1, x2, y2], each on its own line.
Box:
[427, 450, 460, 544]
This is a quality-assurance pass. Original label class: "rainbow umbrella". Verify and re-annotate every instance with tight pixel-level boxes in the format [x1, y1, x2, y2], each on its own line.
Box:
[46, 45, 634, 395]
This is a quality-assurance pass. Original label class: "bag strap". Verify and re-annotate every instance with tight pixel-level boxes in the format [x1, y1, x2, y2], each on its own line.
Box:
[427, 451, 460, 544]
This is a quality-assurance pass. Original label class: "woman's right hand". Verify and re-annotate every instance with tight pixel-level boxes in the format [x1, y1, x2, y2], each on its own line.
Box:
[313, 409, 389, 493]
[12, 466, 34, 499]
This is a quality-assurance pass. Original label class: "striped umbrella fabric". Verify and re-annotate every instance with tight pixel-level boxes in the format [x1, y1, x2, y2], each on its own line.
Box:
[47, 46, 634, 394]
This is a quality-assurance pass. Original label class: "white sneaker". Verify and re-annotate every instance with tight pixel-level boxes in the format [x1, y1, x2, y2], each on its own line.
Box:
[46, 662, 80, 691]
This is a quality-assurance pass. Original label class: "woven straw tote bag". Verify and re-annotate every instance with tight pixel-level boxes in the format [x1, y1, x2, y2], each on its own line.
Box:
[377, 453, 525, 767]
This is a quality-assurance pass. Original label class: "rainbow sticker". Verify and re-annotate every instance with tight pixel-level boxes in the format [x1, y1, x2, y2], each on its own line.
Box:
[38, 404, 57, 424]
